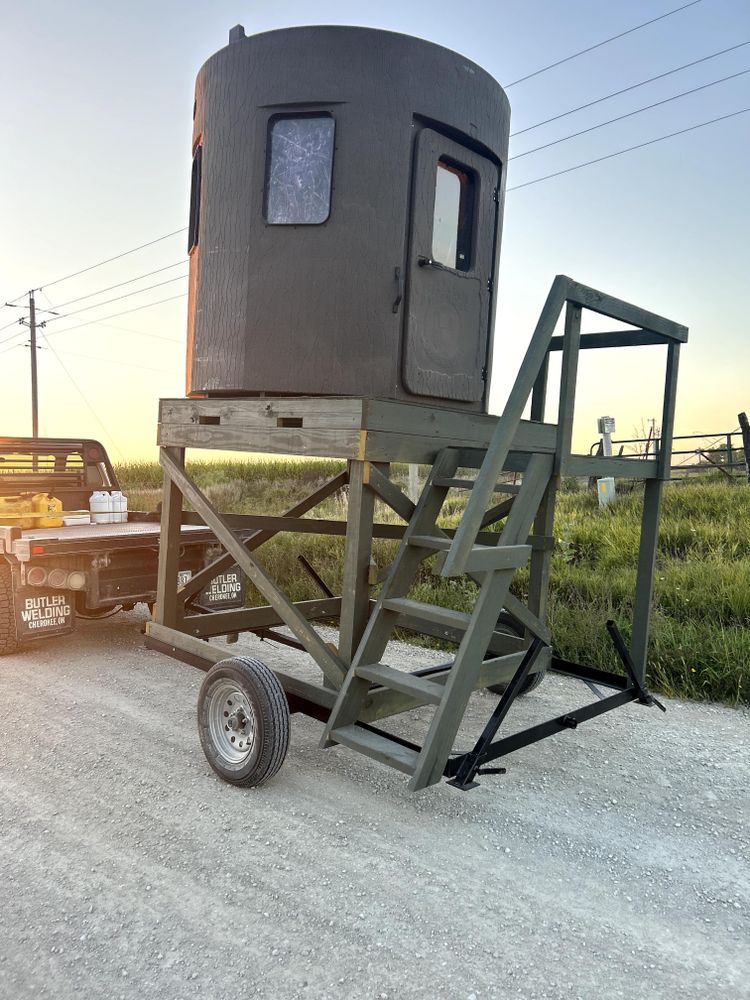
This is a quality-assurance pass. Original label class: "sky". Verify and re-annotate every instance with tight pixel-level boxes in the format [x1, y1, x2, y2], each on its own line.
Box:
[0, 0, 748, 461]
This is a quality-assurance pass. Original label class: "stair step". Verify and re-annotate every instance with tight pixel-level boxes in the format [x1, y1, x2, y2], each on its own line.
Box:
[382, 597, 472, 632]
[329, 724, 420, 775]
[435, 478, 520, 495]
[355, 663, 445, 705]
[409, 534, 452, 551]
[409, 537, 532, 574]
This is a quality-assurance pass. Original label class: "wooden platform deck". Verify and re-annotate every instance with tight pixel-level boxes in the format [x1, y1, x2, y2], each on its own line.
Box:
[158, 396, 559, 464]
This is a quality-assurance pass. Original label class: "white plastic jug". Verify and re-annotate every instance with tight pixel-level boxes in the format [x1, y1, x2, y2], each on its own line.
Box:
[111, 490, 128, 524]
[89, 491, 110, 524]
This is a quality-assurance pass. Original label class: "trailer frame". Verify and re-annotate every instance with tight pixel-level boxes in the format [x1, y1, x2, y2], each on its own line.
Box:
[146, 276, 686, 790]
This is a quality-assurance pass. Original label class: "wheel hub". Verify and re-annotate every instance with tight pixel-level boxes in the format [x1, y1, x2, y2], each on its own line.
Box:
[206, 681, 256, 765]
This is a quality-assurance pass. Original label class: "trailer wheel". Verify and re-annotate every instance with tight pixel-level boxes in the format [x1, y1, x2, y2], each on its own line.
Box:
[487, 612, 547, 696]
[0, 561, 20, 656]
[198, 656, 290, 787]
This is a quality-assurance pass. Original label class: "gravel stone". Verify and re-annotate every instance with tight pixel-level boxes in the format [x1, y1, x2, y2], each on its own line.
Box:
[0, 608, 747, 1000]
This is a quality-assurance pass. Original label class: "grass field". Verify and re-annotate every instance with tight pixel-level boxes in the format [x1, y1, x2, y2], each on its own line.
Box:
[118, 459, 750, 706]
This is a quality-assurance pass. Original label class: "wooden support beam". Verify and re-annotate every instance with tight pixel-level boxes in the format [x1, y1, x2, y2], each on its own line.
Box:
[364, 463, 416, 522]
[154, 446, 185, 629]
[442, 275, 569, 575]
[555, 302, 582, 476]
[145, 622, 337, 710]
[739, 412, 750, 483]
[179, 511, 405, 540]
[564, 279, 688, 341]
[360, 651, 530, 721]
[502, 593, 551, 643]
[630, 478, 664, 684]
[658, 342, 680, 478]
[548, 329, 672, 351]
[182, 597, 343, 638]
[499, 454, 554, 546]
[527, 477, 557, 635]
[159, 449, 347, 686]
[566, 455, 659, 478]
[177, 470, 348, 601]
[339, 461, 377, 665]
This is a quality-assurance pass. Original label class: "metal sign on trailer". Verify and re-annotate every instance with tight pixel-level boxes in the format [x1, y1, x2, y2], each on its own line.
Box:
[179, 568, 246, 612]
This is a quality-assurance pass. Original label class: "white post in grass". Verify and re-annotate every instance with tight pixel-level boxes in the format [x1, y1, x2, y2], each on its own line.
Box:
[597, 415, 616, 507]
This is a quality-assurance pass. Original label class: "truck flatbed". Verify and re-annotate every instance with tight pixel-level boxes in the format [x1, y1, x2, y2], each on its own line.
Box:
[1, 437, 246, 651]
[3, 519, 220, 560]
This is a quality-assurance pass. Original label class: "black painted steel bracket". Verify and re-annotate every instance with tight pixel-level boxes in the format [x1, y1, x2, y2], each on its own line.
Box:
[445, 621, 666, 791]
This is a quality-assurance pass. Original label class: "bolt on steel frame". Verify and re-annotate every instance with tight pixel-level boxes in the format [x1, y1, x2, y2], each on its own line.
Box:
[146, 276, 687, 791]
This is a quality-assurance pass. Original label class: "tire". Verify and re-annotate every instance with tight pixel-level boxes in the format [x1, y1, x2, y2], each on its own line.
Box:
[198, 656, 290, 787]
[487, 611, 547, 696]
[0, 560, 20, 656]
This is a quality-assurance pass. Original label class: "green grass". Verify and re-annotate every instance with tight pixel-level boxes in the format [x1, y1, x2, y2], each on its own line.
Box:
[116, 460, 750, 706]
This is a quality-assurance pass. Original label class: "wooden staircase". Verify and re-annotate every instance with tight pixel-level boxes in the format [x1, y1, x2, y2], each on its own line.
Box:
[322, 274, 687, 789]
[321, 442, 554, 790]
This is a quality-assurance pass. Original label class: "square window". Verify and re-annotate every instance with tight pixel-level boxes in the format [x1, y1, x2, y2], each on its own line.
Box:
[265, 115, 335, 225]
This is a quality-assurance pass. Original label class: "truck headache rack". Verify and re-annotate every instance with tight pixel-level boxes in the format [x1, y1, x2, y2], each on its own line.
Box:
[0, 437, 116, 502]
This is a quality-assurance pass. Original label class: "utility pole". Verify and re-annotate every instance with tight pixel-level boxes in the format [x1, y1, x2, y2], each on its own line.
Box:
[28, 290, 39, 438]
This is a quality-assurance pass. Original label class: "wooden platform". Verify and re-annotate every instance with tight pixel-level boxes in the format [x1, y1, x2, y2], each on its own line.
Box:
[158, 396, 559, 464]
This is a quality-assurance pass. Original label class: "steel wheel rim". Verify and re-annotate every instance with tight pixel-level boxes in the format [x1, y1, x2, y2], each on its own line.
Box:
[207, 680, 257, 765]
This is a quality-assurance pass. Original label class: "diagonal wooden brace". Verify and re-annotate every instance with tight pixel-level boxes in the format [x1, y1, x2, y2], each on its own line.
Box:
[159, 449, 347, 686]
[176, 469, 349, 601]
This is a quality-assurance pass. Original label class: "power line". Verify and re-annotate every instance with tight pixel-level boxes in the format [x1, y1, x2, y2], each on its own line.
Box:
[506, 107, 749, 191]
[37, 286, 183, 343]
[504, 0, 706, 88]
[3, 226, 188, 306]
[47, 260, 188, 310]
[72, 320, 183, 344]
[39, 227, 187, 292]
[42, 292, 188, 338]
[511, 40, 750, 136]
[54, 346, 182, 375]
[44, 273, 189, 324]
[0, 329, 25, 351]
[510, 69, 750, 160]
[40, 334, 126, 462]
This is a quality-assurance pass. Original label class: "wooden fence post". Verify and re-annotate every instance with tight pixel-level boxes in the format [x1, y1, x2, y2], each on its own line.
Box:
[738, 412, 750, 483]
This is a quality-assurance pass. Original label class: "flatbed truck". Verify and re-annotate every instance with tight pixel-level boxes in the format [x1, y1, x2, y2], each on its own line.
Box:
[0, 437, 242, 654]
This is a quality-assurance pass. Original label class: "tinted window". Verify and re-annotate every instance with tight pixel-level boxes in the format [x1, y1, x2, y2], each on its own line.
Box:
[432, 160, 474, 271]
[266, 116, 335, 225]
[188, 144, 202, 252]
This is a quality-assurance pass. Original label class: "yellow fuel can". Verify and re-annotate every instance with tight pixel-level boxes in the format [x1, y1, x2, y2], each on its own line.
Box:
[0, 493, 64, 528]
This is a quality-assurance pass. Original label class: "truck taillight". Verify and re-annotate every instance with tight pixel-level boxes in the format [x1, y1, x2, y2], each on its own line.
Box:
[47, 568, 68, 588]
[67, 571, 87, 591]
[31, 545, 45, 555]
[26, 566, 48, 586]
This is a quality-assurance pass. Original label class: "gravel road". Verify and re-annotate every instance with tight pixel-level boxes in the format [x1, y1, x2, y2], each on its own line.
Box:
[0, 608, 747, 1000]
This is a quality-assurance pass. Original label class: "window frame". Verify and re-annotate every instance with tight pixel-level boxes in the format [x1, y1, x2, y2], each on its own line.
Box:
[264, 112, 336, 227]
[188, 142, 202, 253]
[431, 157, 476, 273]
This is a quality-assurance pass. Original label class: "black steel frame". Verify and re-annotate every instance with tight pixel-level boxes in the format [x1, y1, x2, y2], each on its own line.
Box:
[444, 620, 666, 790]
